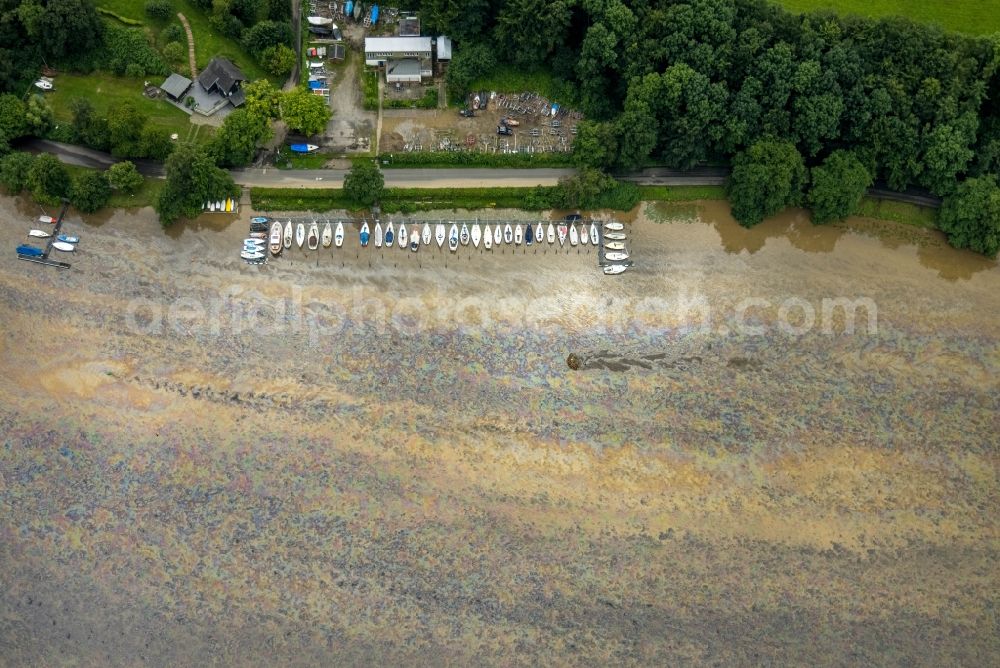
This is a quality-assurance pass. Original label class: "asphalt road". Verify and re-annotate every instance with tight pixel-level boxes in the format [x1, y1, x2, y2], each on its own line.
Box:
[18, 138, 943, 207]
[230, 167, 579, 188]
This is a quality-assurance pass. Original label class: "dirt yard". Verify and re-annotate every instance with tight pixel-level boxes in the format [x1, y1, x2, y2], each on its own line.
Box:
[380, 92, 580, 155]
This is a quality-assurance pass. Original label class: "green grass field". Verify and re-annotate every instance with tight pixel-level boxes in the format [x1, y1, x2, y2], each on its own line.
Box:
[48, 73, 202, 139]
[773, 0, 1000, 35]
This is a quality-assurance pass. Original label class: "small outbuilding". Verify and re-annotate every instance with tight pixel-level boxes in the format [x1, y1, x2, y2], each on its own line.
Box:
[160, 73, 192, 101]
[436, 36, 452, 61]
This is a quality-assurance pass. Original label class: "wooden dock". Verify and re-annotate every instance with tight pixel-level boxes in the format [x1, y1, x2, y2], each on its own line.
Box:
[17, 199, 72, 269]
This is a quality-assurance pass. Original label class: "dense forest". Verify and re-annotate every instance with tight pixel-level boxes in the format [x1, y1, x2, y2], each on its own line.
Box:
[431, 0, 1000, 252]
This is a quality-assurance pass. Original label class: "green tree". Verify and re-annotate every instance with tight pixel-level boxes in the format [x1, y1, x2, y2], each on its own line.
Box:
[243, 79, 281, 119]
[494, 0, 571, 66]
[556, 168, 609, 208]
[70, 169, 111, 213]
[280, 87, 330, 137]
[807, 150, 873, 224]
[261, 44, 296, 77]
[24, 95, 53, 136]
[140, 126, 174, 160]
[728, 139, 807, 228]
[69, 98, 109, 150]
[937, 176, 1000, 257]
[445, 43, 497, 102]
[155, 142, 238, 225]
[0, 94, 27, 152]
[107, 161, 144, 194]
[27, 153, 70, 204]
[0, 152, 34, 193]
[343, 161, 384, 207]
[241, 19, 292, 55]
[572, 121, 617, 170]
[209, 108, 271, 167]
[16, 0, 104, 60]
[918, 114, 978, 196]
[108, 101, 148, 158]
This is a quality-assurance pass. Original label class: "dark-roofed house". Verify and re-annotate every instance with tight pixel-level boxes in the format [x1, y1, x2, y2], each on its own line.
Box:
[160, 73, 192, 102]
[197, 56, 247, 106]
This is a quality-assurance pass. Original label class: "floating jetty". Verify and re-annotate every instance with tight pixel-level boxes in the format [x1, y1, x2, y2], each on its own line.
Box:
[17, 200, 72, 269]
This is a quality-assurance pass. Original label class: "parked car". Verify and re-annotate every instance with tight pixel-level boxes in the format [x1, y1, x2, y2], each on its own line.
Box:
[459, 108, 474, 117]
[497, 125, 513, 136]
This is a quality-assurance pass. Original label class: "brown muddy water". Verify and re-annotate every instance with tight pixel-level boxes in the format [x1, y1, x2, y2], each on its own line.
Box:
[0, 194, 997, 665]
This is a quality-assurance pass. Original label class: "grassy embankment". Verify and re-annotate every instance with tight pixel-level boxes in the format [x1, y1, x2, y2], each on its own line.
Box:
[251, 186, 563, 213]
[61, 164, 166, 209]
[773, 0, 1000, 35]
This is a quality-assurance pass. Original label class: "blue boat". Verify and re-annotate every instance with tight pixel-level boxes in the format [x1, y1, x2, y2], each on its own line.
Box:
[57, 234, 80, 244]
[16, 244, 44, 257]
[345, 1, 353, 19]
[250, 216, 270, 224]
[525, 223, 533, 245]
[371, 4, 379, 24]
[385, 225, 394, 246]
[290, 143, 319, 153]
[360, 222, 370, 247]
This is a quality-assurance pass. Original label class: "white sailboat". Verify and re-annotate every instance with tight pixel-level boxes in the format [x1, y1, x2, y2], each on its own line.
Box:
[436, 223, 446, 248]
[448, 223, 459, 251]
[322, 222, 333, 248]
[422, 222, 431, 246]
[493, 223, 502, 246]
[471, 222, 481, 248]
[374, 221, 383, 248]
[547, 223, 555, 244]
[569, 224, 579, 246]
[398, 221, 407, 249]
[335, 221, 344, 248]
[514, 224, 523, 245]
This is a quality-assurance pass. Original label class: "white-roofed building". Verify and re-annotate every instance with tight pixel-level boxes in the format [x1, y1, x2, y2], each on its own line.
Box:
[365, 37, 433, 82]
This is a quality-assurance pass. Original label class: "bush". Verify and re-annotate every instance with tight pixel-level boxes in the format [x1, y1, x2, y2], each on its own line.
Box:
[0, 152, 34, 193]
[70, 170, 111, 213]
[107, 161, 144, 194]
[162, 41, 185, 65]
[145, 0, 173, 21]
[384, 88, 438, 110]
[162, 23, 185, 44]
